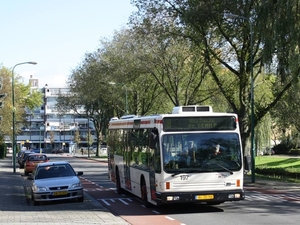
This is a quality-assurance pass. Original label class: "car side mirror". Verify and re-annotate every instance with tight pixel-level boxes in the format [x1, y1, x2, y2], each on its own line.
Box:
[77, 171, 83, 176]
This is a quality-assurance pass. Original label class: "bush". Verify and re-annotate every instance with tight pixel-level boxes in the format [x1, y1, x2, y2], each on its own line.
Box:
[289, 149, 300, 155]
[272, 143, 292, 154]
[256, 166, 300, 180]
[0, 143, 7, 159]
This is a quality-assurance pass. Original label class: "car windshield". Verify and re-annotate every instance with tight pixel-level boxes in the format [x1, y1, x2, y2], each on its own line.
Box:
[162, 132, 242, 174]
[35, 164, 75, 179]
[28, 155, 47, 161]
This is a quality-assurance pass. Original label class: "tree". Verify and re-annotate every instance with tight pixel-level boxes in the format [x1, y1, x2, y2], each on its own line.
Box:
[49, 131, 55, 150]
[73, 129, 81, 152]
[97, 29, 172, 115]
[129, 29, 212, 106]
[270, 81, 300, 149]
[56, 51, 116, 156]
[0, 66, 43, 143]
[130, 0, 300, 155]
[86, 129, 94, 149]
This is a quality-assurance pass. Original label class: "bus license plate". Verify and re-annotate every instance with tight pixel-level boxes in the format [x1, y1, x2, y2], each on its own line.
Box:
[53, 191, 68, 196]
[195, 194, 214, 200]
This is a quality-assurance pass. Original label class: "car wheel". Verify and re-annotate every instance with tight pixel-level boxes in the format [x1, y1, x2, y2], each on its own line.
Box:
[24, 170, 29, 176]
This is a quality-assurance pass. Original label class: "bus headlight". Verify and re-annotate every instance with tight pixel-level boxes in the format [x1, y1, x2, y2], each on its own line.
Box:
[228, 193, 241, 199]
[235, 193, 241, 198]
[166, 196, 180, 201]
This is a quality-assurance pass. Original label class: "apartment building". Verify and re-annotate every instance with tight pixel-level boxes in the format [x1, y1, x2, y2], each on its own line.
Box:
[16, 76, 94, 153]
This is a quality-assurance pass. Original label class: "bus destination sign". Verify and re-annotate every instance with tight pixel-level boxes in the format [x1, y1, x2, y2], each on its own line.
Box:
[163, 116, 236, 131]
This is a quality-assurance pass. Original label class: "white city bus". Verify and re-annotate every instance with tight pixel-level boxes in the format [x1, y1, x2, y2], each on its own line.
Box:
[107, 105, 245, 207]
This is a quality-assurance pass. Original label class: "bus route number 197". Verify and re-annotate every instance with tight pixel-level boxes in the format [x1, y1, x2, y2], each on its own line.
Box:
[180, 175, 189, 180]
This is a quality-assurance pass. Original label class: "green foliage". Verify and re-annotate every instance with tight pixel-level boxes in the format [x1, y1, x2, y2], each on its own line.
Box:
[255, 167, 300, 180]
[0, 66, 43, 141]
[0, 142, 6, 159]
[73, 130, 81, 149]
[255, 156, 300, 180]
[290, 149, 300, 155]
[130, 0, 299, 159]
[273, 143, 293, 155]
[87, 130, 94, 147]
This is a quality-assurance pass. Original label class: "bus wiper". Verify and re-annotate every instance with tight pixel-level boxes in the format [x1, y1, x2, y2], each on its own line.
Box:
[171, 172, 183, 177]
[204, 161, 234, 175]
[215, 163, 233, 175]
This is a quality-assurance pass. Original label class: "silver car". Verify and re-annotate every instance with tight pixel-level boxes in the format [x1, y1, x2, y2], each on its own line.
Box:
[28, 161, 84, 205]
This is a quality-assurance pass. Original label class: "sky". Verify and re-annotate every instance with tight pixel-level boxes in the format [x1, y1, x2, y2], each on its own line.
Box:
[0, 0, 137, 87]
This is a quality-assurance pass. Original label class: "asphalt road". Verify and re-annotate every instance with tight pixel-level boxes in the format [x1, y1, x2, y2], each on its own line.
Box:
[19, 154, 300, 225]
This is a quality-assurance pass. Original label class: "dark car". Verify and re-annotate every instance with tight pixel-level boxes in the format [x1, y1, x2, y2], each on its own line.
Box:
[18, 151, 34, 169]
[18, 151, 32, 168]
[51, 148, 64, 154]
[17, 150, 29, 163]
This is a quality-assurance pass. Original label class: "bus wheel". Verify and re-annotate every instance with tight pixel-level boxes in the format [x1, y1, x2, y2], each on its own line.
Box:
[141, 179, 152, 208]
[116, 169, 124, 194]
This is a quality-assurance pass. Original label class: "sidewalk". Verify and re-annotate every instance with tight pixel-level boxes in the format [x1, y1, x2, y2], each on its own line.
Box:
[0, 155, 130, 225]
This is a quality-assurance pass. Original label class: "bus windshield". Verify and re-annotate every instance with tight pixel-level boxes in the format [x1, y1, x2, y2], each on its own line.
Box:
[162, 133, 242, 174]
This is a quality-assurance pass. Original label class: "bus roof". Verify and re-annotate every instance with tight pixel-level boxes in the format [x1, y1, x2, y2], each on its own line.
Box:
[108, 105, 239, 131]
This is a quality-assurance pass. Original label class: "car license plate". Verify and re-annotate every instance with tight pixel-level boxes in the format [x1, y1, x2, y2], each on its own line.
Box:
[53, 191, 68, 196]
[195, 194, 214, 200]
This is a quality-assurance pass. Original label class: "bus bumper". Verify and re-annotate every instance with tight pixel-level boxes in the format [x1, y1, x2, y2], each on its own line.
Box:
[155, 189, 245, 205]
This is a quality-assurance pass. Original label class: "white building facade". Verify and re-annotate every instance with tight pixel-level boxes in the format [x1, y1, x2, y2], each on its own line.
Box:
[17, 77, 95, 153]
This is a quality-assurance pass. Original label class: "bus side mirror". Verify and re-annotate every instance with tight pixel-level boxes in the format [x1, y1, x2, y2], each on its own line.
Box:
[149, 128, 158, 149]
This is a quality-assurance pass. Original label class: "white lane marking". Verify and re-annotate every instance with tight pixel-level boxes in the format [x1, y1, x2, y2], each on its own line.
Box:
[119, 199, 129, 205]
[165, 216, 175, 220]
[100, 199, 111, 206]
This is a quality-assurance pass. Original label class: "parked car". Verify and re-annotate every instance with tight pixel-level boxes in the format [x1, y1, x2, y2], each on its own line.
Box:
[51, 148, 64, 154]
[7, 147, 13, 154]
[17, 150, 29, 163]
[24, 153, 50, 176]
[18, 151, 33, 169]
[91, 145, 107, 155]
[28, 161, 84, 205]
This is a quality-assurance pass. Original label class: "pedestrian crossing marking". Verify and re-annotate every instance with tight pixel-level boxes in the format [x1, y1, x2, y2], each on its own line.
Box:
[246, 193, 300, 203]
[98, 198, 135, 206]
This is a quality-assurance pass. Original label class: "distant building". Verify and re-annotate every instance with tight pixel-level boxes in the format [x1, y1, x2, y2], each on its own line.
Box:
[14, 76, 95, 152]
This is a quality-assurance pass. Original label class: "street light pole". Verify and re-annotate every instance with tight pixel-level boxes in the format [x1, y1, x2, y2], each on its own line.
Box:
[224, 13, 255, 183]
[12, 61, 37, 173]
[87, 117, 90, 158]
[249, 19, 255, 184]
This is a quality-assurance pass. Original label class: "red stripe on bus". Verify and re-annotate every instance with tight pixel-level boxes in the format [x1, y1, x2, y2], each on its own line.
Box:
[109, 119, 163, 127]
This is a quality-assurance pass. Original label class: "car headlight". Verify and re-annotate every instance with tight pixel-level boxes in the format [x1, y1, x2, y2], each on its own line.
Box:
[71, 182, 82, 188]
[33, 185, 47, 192]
